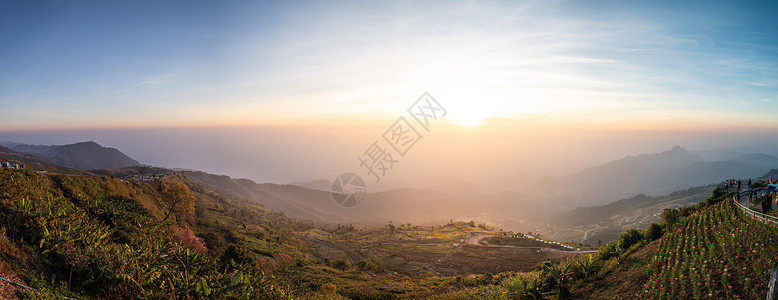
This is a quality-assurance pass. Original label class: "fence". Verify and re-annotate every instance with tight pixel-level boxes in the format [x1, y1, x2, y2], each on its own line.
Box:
[734, 200, 778, 226]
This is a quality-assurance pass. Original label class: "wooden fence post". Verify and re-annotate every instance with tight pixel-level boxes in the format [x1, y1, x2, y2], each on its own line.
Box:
[768, 268, 778, 300]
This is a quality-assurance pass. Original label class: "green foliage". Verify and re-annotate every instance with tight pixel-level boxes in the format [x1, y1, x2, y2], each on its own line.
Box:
[617, 228, 644, 250]
[502, 274, 543, 299]
[704, 189, 732, 207]
[356, 259, 385, 273]
[0, 170, 293, 299]
[332, 259, 351, 271]
[542, 261, 573, 298]
[574, 254, 597, 282]
[336, 286, 395, 300]
[661, 208, 680, 228]
[644, 222, 663, 241]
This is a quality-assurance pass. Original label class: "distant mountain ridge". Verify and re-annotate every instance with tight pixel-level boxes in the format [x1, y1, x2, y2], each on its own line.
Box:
[0, 144, 91, 175]
[536, 146, 778, 205]
[182, 170, 552, 231]
[1, 141, 140, 170]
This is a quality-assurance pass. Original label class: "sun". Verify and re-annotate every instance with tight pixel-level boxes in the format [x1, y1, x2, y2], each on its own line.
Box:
[451, 114, 488, 127]
[447, 107, 493, 127]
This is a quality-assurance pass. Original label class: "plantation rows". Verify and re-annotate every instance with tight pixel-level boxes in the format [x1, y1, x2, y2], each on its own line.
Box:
[639, 201, 778, 299]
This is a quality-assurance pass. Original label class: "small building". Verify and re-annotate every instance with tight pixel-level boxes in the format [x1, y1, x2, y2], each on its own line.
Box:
[1, 162, 9, 168]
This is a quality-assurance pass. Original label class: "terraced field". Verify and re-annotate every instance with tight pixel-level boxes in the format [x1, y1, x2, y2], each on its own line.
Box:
[639, 201, 778, 299]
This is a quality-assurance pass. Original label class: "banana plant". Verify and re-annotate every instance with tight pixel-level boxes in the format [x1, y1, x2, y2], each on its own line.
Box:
[544, 262, 573, 298]
[575, 254, 596, 281]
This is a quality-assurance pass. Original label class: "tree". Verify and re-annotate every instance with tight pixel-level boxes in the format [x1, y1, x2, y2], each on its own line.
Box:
[160, 180, 196, 223]
[645, 222, 663, 240]
[661, 208, 679, 228]
[139, 166, 150, 182]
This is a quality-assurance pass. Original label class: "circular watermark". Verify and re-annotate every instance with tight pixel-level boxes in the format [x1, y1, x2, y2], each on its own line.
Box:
[330, 172, 366, 207]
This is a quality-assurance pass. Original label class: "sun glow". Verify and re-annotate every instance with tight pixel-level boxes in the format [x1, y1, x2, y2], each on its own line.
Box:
[449, 112, 490, 127]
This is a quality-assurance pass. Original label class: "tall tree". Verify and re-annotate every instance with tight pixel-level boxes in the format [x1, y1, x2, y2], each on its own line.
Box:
[139, 166, 150, 182]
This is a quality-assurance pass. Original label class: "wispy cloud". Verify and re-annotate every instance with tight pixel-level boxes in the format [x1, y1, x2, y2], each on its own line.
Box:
[1, 0, 777, 129]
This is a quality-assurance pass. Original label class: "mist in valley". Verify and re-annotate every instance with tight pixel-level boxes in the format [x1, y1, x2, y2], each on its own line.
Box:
[4, 122, 778, 238]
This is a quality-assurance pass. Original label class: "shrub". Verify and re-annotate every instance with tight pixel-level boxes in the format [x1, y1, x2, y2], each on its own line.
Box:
[174, 229, 208, 253]
[356, 259, 384, 273]
[678, 205, 696, 217]
[257, 256, 277, 272]
[275, 253, 295, 269]
[598, 242, 620, 260]
[645, 222, 663, 241]
[661, 208, 679, 228]
[332, 259, 351, 271]
[618, 228, 644, 250]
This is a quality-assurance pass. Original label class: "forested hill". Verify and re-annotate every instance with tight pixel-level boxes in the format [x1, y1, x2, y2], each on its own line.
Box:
[1, 141, 140, 170]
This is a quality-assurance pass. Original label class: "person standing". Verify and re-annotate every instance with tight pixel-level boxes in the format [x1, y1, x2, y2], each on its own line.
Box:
[763, 195, 770, 214]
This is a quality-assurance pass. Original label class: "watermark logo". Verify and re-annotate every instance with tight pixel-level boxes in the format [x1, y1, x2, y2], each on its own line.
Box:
[330, 92, 446, 207]
[330, 172, 366, 208]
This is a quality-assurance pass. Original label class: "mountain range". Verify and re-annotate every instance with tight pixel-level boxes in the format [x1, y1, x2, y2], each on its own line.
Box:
[0, 141, 140, 170]
[534, 146, 778, 205]
[183, 170, 554, 231]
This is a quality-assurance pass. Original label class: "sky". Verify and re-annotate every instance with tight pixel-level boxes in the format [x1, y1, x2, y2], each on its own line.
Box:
[2, 0, 778, 189]
[1, 0, 778, 130]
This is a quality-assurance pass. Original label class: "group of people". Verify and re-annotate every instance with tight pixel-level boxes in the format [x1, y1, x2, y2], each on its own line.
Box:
[725, 177, 776, 215]
[723, 179, 743, 191]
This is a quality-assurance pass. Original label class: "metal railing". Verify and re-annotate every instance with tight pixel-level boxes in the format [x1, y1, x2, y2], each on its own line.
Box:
[734, 199, 778, 226]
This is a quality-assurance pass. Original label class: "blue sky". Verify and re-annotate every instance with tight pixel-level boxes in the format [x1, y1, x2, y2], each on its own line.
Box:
[1, 0, 777, 129]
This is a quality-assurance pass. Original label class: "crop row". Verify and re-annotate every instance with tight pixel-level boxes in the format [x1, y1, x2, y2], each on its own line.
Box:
[639, 201, 778, 299]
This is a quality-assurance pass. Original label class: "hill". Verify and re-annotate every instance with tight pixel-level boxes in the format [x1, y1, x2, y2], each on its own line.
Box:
[1, 141, 140, 170]
[2, 163, 776, 298]
[421, 186, 778, 299]
[728, 152, 778, 166]
[549, 185, 715, 244]
[576, 193, 778, 299]
[0, 145, 92, 175]
[182, 170, 556, 232]
[288, 179, 332, 192]
[0, 167, 591, 299]
[536, 146, 777, 205]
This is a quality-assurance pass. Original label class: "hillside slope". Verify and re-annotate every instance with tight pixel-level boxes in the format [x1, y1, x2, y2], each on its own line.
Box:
[183, 170, 554, 231]
[0, 169, 307, 298]
[0, 145, 92, 175]
[2, 141, 140, 170]
[576, 192, 778, 299]
[0, 168, 574, 299]
[550, 185, 714, 244]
